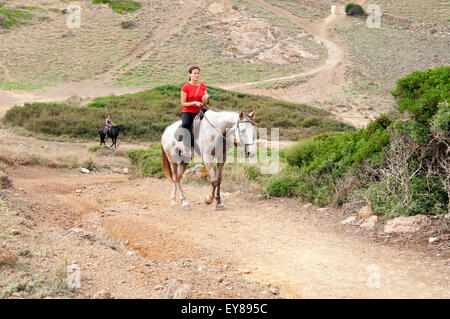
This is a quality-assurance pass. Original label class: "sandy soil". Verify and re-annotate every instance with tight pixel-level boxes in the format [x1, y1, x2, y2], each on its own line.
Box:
[3, 165, 449, 298]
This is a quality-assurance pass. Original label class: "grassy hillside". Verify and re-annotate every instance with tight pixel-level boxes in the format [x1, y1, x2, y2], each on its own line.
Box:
[114, 0, 327, 87]
[0, 0, 178, 89]
[0, 0, 327, 90]
[2, 85, 353, 141]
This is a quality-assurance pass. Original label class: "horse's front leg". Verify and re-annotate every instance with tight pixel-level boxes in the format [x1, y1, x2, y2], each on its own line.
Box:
[204, 162, 217, 205]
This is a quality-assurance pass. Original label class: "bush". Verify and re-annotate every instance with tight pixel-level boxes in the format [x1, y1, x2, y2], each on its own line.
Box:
[3, 85, 353, 141]
[345, 3, 366, 16]
[284, 116, 390, 175]
[268, 66, 449, 216]
[391, 66, 450, 123]
[0, 7, 32, 29]
[126, 145, 164, 178]
[432, 101, 450, 135]
[92, 0, 141, 13]
[266, 173, 299, 197]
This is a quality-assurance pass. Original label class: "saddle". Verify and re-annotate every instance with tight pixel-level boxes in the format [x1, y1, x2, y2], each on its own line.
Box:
[173, 109, 207, 156]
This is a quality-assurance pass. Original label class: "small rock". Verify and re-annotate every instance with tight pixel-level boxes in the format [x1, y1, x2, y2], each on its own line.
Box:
[269, 287, 279, 295]
[0, 172, 12, 189]
[126, 250, 137, 257]
[358, 206, 373, 219]
[429, 237, 438, 243]
[243, 269, 251, 274]
[9, 229, 21, 236]
[80, 168, 90, 174]
[93, 290, 113, 299]
[123, 167, 129, 174]
[70, 227, 94, 240]
[383, 215, 427, 234]
[197, 266, 203, 272]
[165, 279, 191, 299]
[341, 216, 356, 225]
[61, 30, 75, 38]
[75, 189, 82, 194]
[121, 20, 135, 29]
[360, 215, 378, 229]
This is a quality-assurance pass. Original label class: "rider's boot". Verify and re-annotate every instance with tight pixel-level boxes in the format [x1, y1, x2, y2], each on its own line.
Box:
[180, 145, 192, 158]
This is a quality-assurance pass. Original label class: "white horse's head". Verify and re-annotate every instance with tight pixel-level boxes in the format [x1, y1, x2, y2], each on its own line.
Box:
[235, 111, 257, 158]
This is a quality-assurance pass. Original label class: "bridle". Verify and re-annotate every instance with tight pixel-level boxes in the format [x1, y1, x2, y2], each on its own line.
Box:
[233, 116, 256, 150]
[201, 105, 256, 150]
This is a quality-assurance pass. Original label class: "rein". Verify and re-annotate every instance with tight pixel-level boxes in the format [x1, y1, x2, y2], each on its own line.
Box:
[201, 105, 256, 147]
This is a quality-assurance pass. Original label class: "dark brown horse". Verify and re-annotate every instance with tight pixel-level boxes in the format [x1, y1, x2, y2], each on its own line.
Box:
[98, 125, 125, 148]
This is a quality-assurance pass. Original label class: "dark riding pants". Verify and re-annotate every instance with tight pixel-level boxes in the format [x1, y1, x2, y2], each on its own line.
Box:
[180, 111, 198, 148]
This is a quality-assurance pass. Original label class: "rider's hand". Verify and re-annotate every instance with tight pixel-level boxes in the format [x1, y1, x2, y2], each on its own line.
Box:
[193, 101, 203, 107]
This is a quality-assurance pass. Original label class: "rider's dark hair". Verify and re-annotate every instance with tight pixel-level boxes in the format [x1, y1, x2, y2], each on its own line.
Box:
[188, 66, 200, 81]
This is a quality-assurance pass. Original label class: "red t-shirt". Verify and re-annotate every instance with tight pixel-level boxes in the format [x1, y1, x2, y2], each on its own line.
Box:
[181, 82, 207, 113]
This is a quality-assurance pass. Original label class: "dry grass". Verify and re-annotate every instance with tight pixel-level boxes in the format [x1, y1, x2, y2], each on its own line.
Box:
[330, 14, 449, 116]
[375, 0, 450, 25]
[0, 0, 177, 89]
[0, 246, 18, 267]
[113, 0, 327, 87]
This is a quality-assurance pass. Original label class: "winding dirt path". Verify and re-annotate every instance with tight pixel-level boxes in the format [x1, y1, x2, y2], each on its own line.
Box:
[216, 0, 370, 127]
[220, 0, 346, 93]
[7, 166, 450, 298]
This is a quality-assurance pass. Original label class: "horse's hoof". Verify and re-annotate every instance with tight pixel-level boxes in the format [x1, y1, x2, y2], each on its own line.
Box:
[215, 204, 225, 211]
[183, 204, 192, 211]
[171, 204, 178, 210]
[205, 196, 213, 205]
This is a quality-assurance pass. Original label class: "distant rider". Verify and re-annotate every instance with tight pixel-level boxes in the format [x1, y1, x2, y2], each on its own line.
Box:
[104, 114, 114, 136]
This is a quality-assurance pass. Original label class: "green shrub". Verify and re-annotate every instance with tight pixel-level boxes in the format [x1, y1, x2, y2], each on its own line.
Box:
[92, 0, 141, 13]
[0, 7, 32, 29]
[266, 174, 299, 197]
[432, 101, 450, 134]
[126, 145, 164, 178]
[3, 85, 353, 141]
[345, 3, 366, 16]
[268, 66, 449, 216]
[284, 116, 390, 175]
[391, 66, 449, 123]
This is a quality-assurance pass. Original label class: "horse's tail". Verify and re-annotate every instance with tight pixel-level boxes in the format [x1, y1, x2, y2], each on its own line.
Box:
[161, 145, 173, 181]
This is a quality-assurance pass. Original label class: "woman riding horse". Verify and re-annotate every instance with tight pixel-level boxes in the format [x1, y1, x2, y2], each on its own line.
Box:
[179, 66, 210, 157]
[104, 114, 114, 136]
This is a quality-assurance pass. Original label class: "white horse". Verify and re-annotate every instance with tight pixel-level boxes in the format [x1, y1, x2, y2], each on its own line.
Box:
[161, 110, 257, 211]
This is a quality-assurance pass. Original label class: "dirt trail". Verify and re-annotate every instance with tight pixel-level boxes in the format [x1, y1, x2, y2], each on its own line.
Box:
[218, 0, 370, 128]
[7, 166, 450, 298]
[221, 0, 345, 92]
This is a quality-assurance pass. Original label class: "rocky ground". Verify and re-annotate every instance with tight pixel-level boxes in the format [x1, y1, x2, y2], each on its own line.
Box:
[1, 165, 449, 299]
